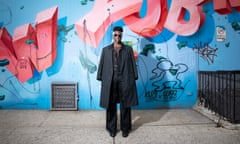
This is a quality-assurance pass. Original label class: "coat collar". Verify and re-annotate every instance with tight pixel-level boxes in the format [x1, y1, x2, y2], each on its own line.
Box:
[108, 42, 126, 51]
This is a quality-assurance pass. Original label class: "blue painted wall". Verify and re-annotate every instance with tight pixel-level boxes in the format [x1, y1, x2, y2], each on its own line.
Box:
[0, 0, 240, 110]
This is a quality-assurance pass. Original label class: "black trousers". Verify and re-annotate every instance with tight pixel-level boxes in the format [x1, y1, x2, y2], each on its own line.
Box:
[106, 74, 131, 133]
[106, 101, 131, 133]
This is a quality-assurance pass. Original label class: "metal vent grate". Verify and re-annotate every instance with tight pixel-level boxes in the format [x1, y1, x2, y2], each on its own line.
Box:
[51, 82, 78, 110]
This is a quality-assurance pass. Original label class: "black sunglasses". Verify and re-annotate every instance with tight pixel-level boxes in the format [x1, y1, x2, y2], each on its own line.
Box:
[114, 34, 122, 37]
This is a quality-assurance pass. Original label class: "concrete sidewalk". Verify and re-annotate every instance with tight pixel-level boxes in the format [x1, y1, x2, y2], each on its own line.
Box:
[0, 108, 239, 144]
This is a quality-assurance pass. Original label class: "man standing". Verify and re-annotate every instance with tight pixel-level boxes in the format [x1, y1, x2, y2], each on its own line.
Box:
[97, 26, 138, 137]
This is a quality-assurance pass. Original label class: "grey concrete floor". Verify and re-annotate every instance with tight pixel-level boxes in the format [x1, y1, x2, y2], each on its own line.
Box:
[0, 108, 239, 144]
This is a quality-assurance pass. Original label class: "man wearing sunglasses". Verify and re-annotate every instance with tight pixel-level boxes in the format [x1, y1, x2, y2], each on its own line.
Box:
[97, 26, 138, 138]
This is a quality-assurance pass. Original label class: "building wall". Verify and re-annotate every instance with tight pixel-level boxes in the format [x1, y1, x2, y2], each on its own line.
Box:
[0, 0, 240, 109]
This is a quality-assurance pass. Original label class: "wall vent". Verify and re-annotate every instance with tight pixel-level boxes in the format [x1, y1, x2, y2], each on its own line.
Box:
[51, 82, 78, 110]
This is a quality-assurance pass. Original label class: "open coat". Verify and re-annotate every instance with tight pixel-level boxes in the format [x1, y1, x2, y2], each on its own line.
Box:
[97, 43, 138, 108]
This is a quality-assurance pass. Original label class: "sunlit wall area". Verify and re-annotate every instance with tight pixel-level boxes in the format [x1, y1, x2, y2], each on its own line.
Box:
[0, 0, 239, 110]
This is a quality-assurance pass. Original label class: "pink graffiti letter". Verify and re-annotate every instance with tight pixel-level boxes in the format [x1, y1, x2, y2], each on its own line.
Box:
[75, 0, 142, 48]
[164, 0, 205, 36]
[1, 6, 58, 82]
[0, 28, 18, 76]
[35, 6, 58, 71]
[123, 0, 168, 37]
[213, 0, 240, 14]
[12, 24, 36, 82]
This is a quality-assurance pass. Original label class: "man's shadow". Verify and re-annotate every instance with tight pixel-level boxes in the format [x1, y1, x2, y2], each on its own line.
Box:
[131, 109, 168, 132]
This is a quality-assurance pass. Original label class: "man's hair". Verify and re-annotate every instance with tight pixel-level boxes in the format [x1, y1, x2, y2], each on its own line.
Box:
[113, 26, 123, 32]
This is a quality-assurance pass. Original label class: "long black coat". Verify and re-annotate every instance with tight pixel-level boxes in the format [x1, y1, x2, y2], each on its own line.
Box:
[97, 43, 138, 108]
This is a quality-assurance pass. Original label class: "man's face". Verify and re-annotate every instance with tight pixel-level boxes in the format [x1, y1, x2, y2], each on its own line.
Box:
[113, 31, 122, 43]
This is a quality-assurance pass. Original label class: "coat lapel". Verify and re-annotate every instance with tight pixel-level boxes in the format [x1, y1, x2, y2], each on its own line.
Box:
[107, 45, 114, 67]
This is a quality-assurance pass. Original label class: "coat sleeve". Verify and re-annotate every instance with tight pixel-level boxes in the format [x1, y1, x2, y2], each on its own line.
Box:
[97, 49, 104, 81]
[129, 47, 138, 80]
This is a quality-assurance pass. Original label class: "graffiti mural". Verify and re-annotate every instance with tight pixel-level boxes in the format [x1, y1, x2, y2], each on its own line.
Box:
[0, 0, 240, 109]
[0, 6, 58, 82]
[145, 59, 189, 102]
[193, 42, 218, 65]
